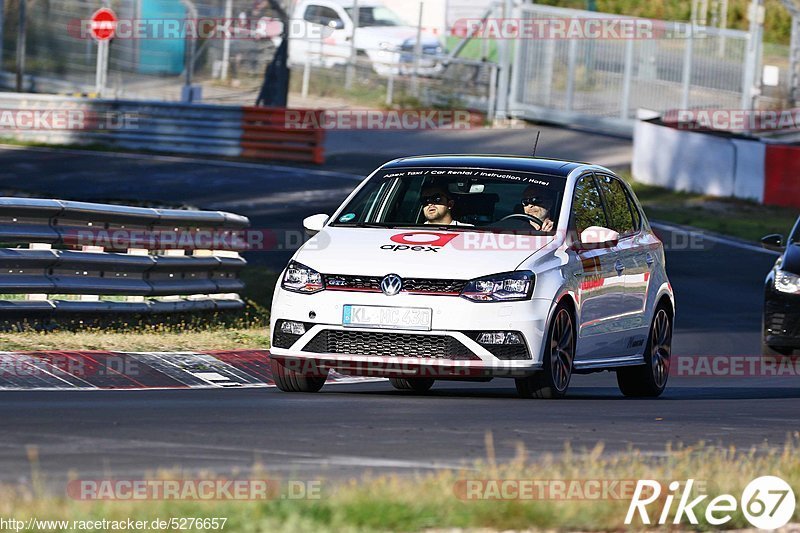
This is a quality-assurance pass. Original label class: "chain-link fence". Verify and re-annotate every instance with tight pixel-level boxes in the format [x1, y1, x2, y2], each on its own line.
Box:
[288, 47, 497, 115]
[0, 0, 282, 99]
[508, 2, 756, 133]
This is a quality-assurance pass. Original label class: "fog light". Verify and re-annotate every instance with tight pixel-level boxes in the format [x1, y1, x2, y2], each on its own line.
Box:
[280, 321, 306, 335]
[477, 332, 505, 344]
[504, 332, 523, 345]
[477, 332, 523, 345]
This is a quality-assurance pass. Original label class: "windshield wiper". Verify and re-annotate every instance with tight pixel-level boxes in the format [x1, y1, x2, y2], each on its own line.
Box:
[351, 222, 395, 229]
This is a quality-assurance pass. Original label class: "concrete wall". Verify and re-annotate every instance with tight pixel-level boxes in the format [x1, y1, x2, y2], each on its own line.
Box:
[632, 120, 766, 203]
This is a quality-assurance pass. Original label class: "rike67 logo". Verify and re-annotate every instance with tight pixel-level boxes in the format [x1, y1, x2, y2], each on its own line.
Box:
[625, 476, 796, 530]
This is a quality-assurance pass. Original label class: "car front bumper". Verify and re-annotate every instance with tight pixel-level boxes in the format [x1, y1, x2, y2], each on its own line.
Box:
[270, 288, 553, 378]
[764, 290, 800, 348]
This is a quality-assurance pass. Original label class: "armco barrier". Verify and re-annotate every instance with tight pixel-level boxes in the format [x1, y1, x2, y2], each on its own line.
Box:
[0, 93, 325, 164]
[0, 197, 250, 315]
[241, 107, 325, 164]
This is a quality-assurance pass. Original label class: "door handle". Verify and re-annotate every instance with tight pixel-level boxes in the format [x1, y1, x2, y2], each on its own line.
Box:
[645, 253, 655, 267]
[615, 261, 625, 274]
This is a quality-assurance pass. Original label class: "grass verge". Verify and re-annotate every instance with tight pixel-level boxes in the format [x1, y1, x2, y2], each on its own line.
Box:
[6, 437, 800, 532]
[622, 173, 799, 243]
[0, 268, 278, 352]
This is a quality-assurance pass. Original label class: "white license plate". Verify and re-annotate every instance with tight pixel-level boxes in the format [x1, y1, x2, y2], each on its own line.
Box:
[342, 305, 432, 331]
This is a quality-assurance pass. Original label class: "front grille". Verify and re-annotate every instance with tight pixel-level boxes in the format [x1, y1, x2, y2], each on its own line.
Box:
[303, 330, 479, 360]
[323, 274, 466, 295]
[765, 297, 800, 337]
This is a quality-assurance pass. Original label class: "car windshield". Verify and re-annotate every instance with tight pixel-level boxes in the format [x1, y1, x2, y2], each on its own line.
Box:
[344, 6, 407, 27]
[331, 167, 566, 234]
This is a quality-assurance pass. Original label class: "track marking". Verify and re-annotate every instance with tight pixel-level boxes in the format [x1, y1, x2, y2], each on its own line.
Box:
[0, 144, 361, 180]
[651, 221, 780, 256]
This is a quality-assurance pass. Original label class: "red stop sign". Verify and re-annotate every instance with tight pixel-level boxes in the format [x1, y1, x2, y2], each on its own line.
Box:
[90, 8, 117, 41]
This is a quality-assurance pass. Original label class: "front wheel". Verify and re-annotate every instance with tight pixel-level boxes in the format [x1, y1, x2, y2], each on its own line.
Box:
[617, 306, 672, 398]
[516, 304, 575, 399]
[762, 342, 794, 357]
[389, 377, 435, 393]
[270, 358, 328, 393]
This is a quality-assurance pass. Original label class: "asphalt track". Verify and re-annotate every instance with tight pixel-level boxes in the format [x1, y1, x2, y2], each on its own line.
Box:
[0, 144, 796, 485]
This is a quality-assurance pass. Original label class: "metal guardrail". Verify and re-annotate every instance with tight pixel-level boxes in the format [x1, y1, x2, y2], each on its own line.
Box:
[0, 93, 325, 164]
[0, 197, 250, 315]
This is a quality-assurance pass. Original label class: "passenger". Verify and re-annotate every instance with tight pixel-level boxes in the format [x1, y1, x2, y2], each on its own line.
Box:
[420, 185, 471, 226]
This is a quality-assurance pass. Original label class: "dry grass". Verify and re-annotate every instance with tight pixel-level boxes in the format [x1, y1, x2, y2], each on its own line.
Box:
[3, 436, 800, 532]
[0, 326, 269, 352]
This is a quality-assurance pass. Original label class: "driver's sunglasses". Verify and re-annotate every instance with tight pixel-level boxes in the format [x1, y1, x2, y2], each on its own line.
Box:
[420, 194, 448, 206]
[522, 197, 543, 207]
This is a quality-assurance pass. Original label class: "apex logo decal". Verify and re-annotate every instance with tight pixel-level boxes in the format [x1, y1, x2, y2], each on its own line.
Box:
[381, 232, 459, 252]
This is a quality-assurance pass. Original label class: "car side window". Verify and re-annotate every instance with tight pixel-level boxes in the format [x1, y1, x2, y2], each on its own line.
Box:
[304, 5, 342, 26]
[572, 175, 607, 235]
[597, 175, 636, 236]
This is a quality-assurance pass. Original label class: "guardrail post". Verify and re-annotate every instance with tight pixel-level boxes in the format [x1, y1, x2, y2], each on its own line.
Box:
[566, 39, 578, 112]
[302, 60, 311, 99]
[127, 248, 148, 303]
[80, 245, 104, 302]
[681, 23, 694, 110]
[620, 39, 635, 120]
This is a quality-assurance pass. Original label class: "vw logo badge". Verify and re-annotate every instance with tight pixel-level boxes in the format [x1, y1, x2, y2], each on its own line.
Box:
[381, 274, 403, 296]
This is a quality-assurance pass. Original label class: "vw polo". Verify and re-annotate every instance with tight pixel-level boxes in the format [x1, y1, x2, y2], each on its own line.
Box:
[270, 156, 675, 398]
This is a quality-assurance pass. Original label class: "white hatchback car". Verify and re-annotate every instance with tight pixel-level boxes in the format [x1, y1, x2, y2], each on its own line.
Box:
[270, 156, 674, 398]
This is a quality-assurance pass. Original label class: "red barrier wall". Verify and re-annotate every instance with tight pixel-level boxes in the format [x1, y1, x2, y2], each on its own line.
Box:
[764, 145, 800, 208]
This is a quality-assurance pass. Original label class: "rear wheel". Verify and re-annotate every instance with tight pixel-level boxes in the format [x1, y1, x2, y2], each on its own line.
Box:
[270, 358, 327, 393]
[617, 306, 672, 398]
[516, 304, 575, 399]
[389, 377, 435, 393]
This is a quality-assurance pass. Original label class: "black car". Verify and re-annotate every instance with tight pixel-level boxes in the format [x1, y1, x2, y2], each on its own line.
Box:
[762, 216, 800, 356]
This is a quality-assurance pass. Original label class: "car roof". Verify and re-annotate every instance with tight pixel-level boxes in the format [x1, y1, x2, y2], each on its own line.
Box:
[381, 155, 587, 177]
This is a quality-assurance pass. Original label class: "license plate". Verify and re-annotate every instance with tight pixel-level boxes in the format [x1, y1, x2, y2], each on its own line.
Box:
[342, 305, 432, 331]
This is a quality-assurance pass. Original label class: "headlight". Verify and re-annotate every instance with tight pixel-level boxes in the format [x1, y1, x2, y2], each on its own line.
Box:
[461, 271, 534, 302]
[775, 270, 800, 294]
[281, 261, 324, 294]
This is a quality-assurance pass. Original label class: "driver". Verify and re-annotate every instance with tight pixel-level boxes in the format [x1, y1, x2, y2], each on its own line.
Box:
[521, 185, 555, 232]
[420, 185, 471, 226]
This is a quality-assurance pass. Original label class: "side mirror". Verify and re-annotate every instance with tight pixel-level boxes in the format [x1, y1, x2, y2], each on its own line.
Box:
[761, 233, 785, 252]
[577, 226, 620, 250]
[328, 19, 345, 30]
[303, 214, 330, 236]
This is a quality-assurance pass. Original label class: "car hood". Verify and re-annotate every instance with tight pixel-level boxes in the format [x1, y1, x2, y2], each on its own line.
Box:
[293, 226, 554, 279]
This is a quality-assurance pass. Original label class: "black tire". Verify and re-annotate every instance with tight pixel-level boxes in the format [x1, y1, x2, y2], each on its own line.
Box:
[389, 377, 435, 393]
[516, 303, 575, 399]
[762, 343, 794, 357]
[617, 306, 672, 398]
[270, 358, 327, 393]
